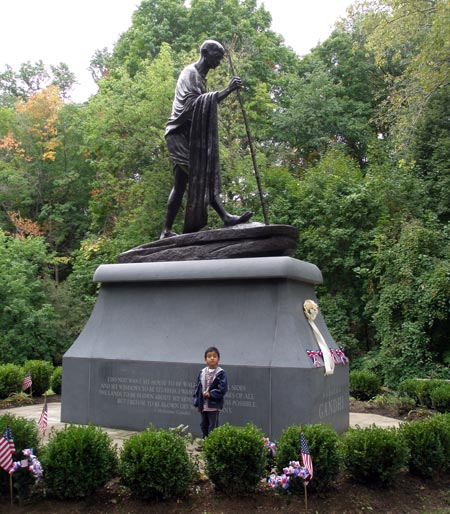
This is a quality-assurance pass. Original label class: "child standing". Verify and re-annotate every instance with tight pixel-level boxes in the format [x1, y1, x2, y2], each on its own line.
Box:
[193, 346, 228, 438]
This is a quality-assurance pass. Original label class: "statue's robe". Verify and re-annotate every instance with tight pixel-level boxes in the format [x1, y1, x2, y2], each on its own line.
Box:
[165, 64, 220, 234]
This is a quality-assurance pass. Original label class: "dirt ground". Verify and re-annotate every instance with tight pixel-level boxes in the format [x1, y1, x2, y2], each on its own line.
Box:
[1, 397, 449, 513]
[3, 474, 450, 514]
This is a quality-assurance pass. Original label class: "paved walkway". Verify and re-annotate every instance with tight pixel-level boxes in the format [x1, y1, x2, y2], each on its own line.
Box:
[1, 403, 401, 448]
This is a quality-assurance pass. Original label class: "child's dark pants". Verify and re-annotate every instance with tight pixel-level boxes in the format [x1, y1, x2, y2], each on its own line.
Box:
[200, 411, 220, 438]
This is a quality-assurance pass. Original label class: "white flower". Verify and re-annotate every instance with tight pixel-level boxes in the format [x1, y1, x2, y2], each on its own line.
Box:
[303, 299, 319, 321]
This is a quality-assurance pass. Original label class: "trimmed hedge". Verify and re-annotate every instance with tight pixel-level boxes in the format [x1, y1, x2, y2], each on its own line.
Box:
[343, 425, 408, 486]
[275, 423, 342, 493]
[23, 360, 53, 397]
[0, 363, 23, 399]
[397, 378, 422, 404]
[119, 427, 194, 500]
[42, 425, 117, 499]
[417, 379, 446, 408]
[203, 423, 267, 494]
[401, 414, 450, 478]
[349, 370, 381, 401]
[397, 378, 450, 411]
[50, 366, 62, 395]
[430, 382, 450, 413]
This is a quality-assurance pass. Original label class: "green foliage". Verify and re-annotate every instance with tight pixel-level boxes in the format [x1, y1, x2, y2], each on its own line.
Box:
[0, 414, 40, 498]
[369, 215, 450, 387]
[430, 382, 450, 413]
[369, 392, 416, 415]
[395, 378, 448, 409]
[401, 415, 450, 478]
[349, 370, 381, 400]
[51, 366, 62, 395]
[23, 360, 53, 396]
[363, 0, 450, 159]
[275, 424, 342, 493]
[433, 413, 450, 468]
[291, 147, 382, 355]
[42, 425, 117, 499]
[0, 363, 23, 398]
[0, 60, 76, 104]
[0, 231, 60, 364]
[0, 0, 447, 394]
[397, 378, 423, 403]
[416, 379, 448, 409]
[202, 423, 267, 495]
[82, 44, 176, 249]
[119, 427, 194, 500]
[343, 425, 408, 486]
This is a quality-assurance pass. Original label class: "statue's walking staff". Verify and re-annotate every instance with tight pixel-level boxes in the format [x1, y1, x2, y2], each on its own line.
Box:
[226, 50, 270, 226]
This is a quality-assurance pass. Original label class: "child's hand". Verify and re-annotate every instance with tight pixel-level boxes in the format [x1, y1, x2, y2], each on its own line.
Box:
[203, 391, 210, 398]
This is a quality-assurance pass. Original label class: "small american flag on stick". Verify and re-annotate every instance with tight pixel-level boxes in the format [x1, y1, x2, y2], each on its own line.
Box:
[22, 371, 32, 391]
[0, 430, 14, 473]
[2, 426, 15, 454]
[38, 401, 48, 436]
[300, 433, 313, 484]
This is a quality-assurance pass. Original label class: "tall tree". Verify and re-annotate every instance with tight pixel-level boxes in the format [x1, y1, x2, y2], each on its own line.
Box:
[83, 43, 176, 245]
[0, 87, 94, 263]
[359, 0, 450, 153]
[0, 61, 76, 105]
[273, 21, 386, 170]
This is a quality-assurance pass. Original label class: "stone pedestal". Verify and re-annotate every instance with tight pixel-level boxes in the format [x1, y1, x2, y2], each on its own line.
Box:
[61, 257, 349, 438]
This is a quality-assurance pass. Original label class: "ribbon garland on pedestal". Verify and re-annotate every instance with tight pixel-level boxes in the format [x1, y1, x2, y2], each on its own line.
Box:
[303, 299, 335, 376]
[306, 348, 349, 367]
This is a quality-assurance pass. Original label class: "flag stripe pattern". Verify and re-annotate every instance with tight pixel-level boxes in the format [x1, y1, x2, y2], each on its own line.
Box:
[3, 425, 15, 454]
[38, 402, 48, 436]
[0, 430, 13, 472]
[23, 371, 32, 391]
[300, 433, 313, 483]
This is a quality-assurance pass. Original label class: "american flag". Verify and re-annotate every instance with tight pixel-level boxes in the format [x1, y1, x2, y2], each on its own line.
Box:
[38, 401, 48, 436]
[300, 433, 313, 484]
[0, 431, 14, 473]
[3, 425, 15, 454]
[23, 371, 32, 391]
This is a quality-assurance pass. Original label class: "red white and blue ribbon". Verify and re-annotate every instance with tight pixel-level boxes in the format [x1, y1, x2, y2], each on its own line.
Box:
[306, 347, 349, 367]
[268, 461, 311, 490]
[9, 449, 43, 480]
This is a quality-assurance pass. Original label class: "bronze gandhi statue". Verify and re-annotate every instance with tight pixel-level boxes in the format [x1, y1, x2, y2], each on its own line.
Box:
[161, 39, 253, 239]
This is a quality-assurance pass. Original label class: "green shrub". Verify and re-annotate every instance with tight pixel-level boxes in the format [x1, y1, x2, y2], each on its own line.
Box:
[50, 366, 62, 395]
[23, 360, 53, 397]
[369, 392, 416, 415]
[430, 382, 450, 413]
[349, 370, 381, 401]
[275, 424, 342, 493]
[397, 378, 422, 403]
[433, 413, 450, 470]
[42, 425, 117, 499]
[416, 379, 444, 408]
[0, 414, 40, 499]
[343, 425, 408, 486]
[202, 423, 267, 494]
[401, 415, 450, 477]
[0, 363, 23, 399]
[119, 427, 194, 500]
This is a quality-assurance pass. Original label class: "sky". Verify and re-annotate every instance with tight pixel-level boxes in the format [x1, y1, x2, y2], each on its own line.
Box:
[0, 0, 352, 103]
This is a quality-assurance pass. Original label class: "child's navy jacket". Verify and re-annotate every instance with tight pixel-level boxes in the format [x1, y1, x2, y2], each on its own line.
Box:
[193, 366, 228, 412]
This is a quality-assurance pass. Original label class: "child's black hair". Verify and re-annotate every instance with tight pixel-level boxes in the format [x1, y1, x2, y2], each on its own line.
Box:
[204, 346, 220, 359]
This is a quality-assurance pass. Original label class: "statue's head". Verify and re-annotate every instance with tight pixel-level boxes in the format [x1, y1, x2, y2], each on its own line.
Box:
[200, 39, 225, 69]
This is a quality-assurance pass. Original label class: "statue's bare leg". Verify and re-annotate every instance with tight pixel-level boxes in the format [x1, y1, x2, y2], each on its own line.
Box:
[160, 165, 188, 239]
